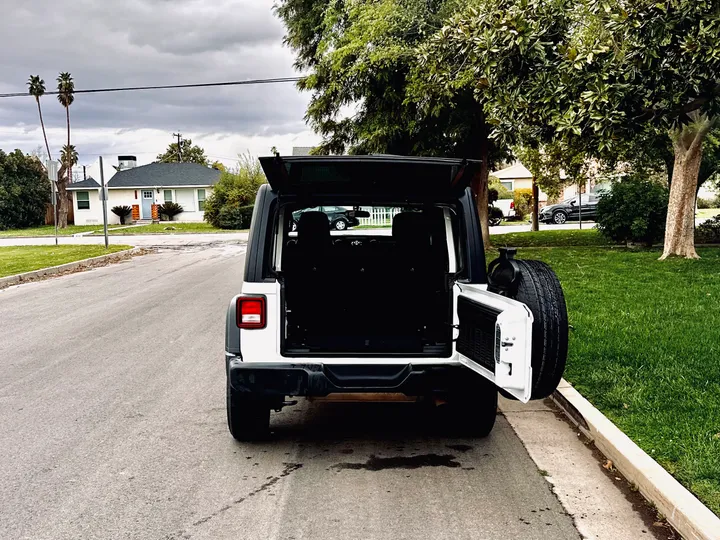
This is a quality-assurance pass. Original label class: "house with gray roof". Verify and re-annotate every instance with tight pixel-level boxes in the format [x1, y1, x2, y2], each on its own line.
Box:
[67, 156, 221, 225]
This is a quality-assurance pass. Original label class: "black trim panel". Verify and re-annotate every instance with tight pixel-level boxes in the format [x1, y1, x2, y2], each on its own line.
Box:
[456, 296, 500, 372]
[227, 359, 467, 397]
[244, 184, 277, 283]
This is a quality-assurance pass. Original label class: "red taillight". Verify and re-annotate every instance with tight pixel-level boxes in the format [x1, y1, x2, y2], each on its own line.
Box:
[237, 296, 266, 329]
[510, 201, 515, 209]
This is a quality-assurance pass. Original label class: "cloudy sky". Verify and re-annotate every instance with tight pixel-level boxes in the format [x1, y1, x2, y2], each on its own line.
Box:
[0, 0, 319, 176]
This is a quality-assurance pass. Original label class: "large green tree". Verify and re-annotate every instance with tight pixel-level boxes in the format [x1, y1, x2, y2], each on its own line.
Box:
[275, 0, 511, 245]
[416, 0, 720, 258]
[56, 72, 74, 228]
[28, 76, 52, 161]
[0, 150, 51, 230]
[156, 138, 208, 165]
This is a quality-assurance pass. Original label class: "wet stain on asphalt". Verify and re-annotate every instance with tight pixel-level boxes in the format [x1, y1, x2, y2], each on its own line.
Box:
[331, 454, 461, 471]
[446, 444, 473, 453]
[164, 462, 303, 538]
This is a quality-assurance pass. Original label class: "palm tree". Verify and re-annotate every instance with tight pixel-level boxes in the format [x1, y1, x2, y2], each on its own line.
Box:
[27, 75, 51, 161]
[56, 72, 75, 227]
[60, 145, 79, 168]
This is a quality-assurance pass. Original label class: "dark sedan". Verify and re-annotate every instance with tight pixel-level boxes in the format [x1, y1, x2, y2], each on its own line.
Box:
[291, 206, 361, 231]
[539, 194, 600, 224]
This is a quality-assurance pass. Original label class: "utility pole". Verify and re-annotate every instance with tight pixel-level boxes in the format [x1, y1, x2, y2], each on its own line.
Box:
[173, 132, 183, 162]
[83, 165, 86, 181]
[99, 156, 109, 249]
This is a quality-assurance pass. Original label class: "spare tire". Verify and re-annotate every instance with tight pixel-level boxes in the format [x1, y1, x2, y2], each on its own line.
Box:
[515, 260, 569, 399]
[488, 252, 568, 400]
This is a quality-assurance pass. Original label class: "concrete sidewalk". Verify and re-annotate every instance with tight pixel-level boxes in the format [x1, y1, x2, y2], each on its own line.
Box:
[0, 232, 249, 247]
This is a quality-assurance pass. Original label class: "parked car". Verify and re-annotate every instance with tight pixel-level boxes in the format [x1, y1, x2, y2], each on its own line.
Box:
[225, 155, 569, 441]
[493, 199, 515, 220]
[539, 194, 600, 224]
[291, 206, 360, 231]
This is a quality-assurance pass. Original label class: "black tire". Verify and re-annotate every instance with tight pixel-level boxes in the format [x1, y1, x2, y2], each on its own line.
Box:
[552, 211, 567, 224]
[512, 259, 569, 400]
[226, 383, 270, 442]
[434, 375, 498, 437]
[333, 219, 348, 231]
[489, 217, 502, 226]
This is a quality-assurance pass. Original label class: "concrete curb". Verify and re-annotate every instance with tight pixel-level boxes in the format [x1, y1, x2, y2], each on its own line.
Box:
[552, 379, 720, 540]
[0, 247, 142, 289]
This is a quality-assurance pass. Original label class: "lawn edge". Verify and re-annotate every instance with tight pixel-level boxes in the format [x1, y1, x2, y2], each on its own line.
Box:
[0, 247, 144, 289]
[552, 380, 720, 540]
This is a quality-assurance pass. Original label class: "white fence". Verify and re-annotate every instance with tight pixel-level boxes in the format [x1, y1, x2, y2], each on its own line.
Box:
[357, 207, 402, 227]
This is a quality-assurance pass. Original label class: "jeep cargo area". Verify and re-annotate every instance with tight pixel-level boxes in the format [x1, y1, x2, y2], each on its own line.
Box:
[225, 155, 569, 441]
[282, 207, 454, 356]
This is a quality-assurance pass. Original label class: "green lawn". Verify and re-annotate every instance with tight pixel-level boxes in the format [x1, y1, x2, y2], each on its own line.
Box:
[0, 245, 132, 278]
[104, 222, 243, 235]
[491, 244, 720, 515]
[0, 225, 102, 237]
[491, 228, 613, 247]
[698, 208, 720, 220]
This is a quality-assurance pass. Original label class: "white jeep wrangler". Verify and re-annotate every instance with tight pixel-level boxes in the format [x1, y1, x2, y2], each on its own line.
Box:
[225, 155, 568, 441]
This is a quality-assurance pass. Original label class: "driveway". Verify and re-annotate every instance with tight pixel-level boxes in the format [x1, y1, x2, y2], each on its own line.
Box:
[0, 246, 654, 540]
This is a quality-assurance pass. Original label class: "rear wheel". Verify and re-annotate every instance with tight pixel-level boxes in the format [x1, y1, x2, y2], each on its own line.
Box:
[435, 375, 498, 437]
[227, 384, 270, 442]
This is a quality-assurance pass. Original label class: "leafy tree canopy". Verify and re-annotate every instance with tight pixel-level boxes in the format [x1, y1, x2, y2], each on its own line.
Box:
[203, 154, 266, 229]
[0, 150, 51, 230]
[156, 139, 208, 165]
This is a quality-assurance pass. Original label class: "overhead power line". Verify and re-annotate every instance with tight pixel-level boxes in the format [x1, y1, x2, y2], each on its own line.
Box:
[0, 76, 303, 99]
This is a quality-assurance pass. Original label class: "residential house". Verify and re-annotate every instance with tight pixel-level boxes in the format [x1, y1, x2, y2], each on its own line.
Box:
[67, 157, 221, 225]
[493, 161, 596, 207]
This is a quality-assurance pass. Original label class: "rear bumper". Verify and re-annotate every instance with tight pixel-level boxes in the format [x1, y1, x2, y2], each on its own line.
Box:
[227, 357, 467, 397]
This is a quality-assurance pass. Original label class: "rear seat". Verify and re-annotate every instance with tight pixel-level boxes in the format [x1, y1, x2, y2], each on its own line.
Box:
[284, 212, 333, 337]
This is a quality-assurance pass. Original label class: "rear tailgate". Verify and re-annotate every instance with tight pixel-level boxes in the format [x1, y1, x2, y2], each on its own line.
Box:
[259, 155, 479, 200]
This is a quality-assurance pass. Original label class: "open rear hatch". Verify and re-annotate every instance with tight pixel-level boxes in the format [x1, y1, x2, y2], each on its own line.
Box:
[259, 155, 479, 199]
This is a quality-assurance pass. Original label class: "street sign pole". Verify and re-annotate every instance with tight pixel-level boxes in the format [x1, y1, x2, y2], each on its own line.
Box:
[99, 156, 109, 249]
[46, 160, 59, 246]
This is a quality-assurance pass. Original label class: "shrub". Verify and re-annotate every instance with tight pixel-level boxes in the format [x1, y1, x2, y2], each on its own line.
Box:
[0, 150, 50, 230]
[596, 175, 668, 246]
[513, 188, 533, 220]
[488, 187, 499, 204]
[217, 205, 254, 229]
[697, 197, 715, 209]
[489, 180, 513, 200]
[489, 206, 504, 219]
[111, 205, 132, 225]
[157, 202, 183, 221]
[204, 154, 265, 229]
[695, 215, 720, 243]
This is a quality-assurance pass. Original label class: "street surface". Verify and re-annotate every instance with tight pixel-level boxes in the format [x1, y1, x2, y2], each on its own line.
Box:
[0, 245, 653, 540]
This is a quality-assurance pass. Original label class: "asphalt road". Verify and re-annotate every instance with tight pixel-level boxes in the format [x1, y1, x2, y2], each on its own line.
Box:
[0, 246, 580, 540]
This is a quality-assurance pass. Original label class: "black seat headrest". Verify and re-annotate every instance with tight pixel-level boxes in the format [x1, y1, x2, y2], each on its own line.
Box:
[393, 212, 430, 247]
[297, 211, 331, 248]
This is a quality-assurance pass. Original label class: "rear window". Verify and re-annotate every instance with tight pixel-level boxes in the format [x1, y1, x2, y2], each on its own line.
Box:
[275, 203, 461, 273]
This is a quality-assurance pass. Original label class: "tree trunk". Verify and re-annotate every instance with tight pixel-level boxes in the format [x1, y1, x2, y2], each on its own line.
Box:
[474, 133, 490, 250]
[660, 117, 713, 259]
[531, 177, 539, 232]
[57, 164, 69, 228]
[36, 99, 51, 160]
[64, 106, 71, 228]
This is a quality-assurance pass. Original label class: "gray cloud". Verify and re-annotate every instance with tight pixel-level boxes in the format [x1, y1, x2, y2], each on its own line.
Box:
[0, 0, 311, 159]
